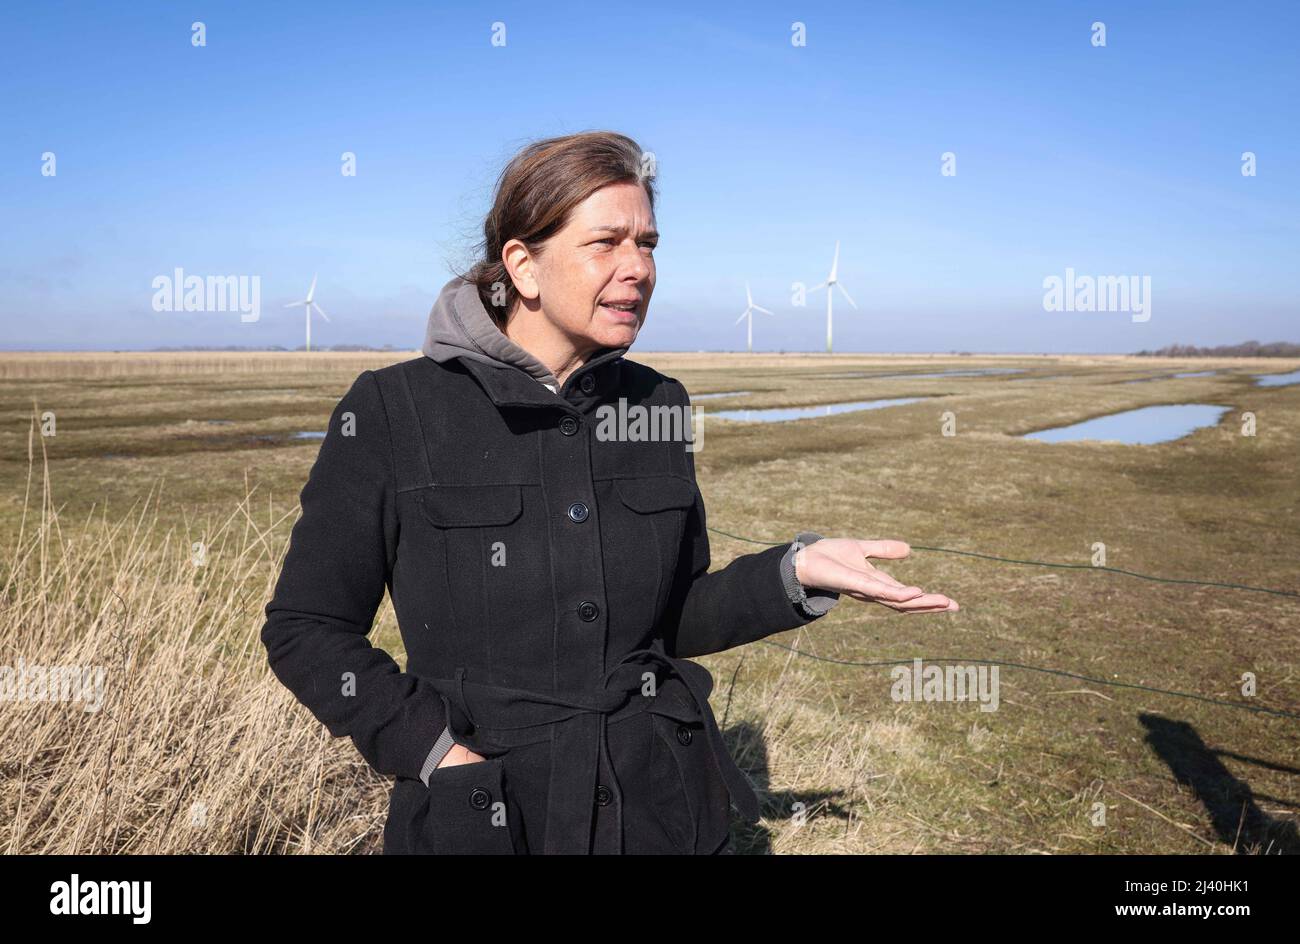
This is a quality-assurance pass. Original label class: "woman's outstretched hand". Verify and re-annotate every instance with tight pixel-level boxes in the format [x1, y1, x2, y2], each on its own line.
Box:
[794, 538, 959, 614]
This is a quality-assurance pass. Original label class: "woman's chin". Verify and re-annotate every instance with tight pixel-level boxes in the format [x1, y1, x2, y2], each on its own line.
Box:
[591, 322, 640, 348]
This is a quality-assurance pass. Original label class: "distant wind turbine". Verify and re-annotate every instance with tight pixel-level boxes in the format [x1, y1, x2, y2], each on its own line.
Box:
[284, 274, 330, 352]
[734, 282, 774, 353]
[809, 241, 856, 353]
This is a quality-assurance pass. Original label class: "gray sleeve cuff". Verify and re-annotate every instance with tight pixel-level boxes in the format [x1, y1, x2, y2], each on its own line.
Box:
[418, 725, 458, 786]
[780, 530, 841, 618]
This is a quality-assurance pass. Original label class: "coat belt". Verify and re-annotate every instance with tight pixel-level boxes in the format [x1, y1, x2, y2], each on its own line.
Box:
[420, 648, 761, 854]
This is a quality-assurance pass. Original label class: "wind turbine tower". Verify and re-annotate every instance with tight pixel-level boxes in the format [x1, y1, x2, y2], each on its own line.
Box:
[285, 274, 331, 352]
[809, 241, 857, 353]
[734, 281, 774, 353]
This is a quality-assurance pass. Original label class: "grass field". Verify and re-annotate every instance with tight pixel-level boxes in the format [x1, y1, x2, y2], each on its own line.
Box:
[2, 351, 1297, 854]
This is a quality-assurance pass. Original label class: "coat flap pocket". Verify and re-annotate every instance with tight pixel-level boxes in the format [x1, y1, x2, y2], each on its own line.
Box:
[419, 484, 523, 527]
[614, 475, 696, 514]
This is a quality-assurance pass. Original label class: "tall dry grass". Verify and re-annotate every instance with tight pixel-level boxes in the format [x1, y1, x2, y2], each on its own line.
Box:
[0, 413, 391, 854]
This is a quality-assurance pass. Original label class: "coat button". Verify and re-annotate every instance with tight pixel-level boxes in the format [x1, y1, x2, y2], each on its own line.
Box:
[676, 724, 694, 746]
[579, 374, 596, 394]
[567, 501, 589, 523]
[595, 784, 612, 806]
[468, 787, 492, 810]
[577, 601, 599, 622]
[559, 415, 580, 436]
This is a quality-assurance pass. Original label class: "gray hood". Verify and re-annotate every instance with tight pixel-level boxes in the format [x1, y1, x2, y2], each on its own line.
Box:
[422, 275, 561, 388]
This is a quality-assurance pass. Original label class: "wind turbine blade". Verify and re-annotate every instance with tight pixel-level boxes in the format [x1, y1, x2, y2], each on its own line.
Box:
[312, 302, 330, 322]
[285, 300, 305, 308]
[735, 309, 750, 325]
[306, 273, 318, 303]
[753, 305, 774, 316]
[809, 281, 827, 293]
[828, 241, 840, 283]
[836, 283, 858, 309]
[745, 281, 754, 306]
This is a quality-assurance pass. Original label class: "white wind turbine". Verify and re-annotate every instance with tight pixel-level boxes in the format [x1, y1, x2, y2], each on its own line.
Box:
[285, 274, 330, 352]
[734, 281, 774, 353]
[809, 241, 856, 353]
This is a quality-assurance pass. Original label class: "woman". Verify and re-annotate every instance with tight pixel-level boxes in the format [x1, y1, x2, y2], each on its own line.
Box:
[260, 130, 958, 855]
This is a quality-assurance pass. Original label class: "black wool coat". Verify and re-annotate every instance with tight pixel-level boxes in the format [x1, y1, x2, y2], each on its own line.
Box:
[260, 348, 834, 854]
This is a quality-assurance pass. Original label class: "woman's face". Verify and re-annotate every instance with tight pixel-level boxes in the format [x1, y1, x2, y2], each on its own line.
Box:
[507, 180, 657, 352]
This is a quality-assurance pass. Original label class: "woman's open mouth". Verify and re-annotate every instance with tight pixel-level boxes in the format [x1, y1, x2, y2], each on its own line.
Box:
[599, 301, 640, 322]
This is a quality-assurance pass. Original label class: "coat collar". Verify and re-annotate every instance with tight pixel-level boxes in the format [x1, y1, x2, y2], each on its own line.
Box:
[459, 345, 629, 410]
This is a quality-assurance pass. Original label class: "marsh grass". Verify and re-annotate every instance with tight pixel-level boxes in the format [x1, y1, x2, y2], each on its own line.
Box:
[0, 418, 395, 853]
[1, 352, 1296, 854]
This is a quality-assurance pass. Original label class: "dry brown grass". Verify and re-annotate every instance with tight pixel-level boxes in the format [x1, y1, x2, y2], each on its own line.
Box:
[0, 421, 395, 853]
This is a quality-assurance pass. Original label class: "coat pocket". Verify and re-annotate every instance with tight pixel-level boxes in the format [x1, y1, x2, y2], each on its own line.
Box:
[416, 756, 520, 855]
[418, 483, 523, 528]
[613, 475, 695, 515]
[646, 711, 734, 855]
[415, 483, 534, 647]
[609, 475, 696, 625]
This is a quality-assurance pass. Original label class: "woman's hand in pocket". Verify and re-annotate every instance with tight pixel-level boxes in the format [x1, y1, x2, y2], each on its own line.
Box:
[435, 742, 487, 769]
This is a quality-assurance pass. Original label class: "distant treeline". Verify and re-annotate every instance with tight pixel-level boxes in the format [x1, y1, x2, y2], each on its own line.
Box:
[149, 344, 408, 352]
[1135, 341, 1300, 358]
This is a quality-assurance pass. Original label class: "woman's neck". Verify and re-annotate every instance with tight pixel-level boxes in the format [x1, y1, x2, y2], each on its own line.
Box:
[503, 306, 597, 390]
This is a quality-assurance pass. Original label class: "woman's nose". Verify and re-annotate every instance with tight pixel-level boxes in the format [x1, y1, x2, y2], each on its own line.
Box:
[615, 243, 652, 281]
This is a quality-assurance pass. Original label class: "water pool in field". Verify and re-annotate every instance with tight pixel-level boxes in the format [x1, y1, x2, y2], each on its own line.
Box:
[1022, 404, 1232, 445]
[1123, 370, 1218, 384]
[708, 397, 926, 422]
[1254, 369, 1300, 387]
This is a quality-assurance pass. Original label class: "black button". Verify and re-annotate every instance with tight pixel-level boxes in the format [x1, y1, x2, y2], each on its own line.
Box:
[559, 415, 579, 436]
[577, 601, 599, 622]
[567, 501, 589, 523]
[469, 787, 492, 810]
[579, 374, 596, 394]
[676, 725, 693, 746]
[595, 784, 612, 806]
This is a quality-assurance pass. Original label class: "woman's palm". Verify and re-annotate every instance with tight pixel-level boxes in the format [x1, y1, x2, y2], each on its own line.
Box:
[795, 538, 958, 613]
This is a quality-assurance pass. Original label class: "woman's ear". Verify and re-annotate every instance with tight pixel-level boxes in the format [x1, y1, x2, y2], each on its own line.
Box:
[502, 238, 540, 301]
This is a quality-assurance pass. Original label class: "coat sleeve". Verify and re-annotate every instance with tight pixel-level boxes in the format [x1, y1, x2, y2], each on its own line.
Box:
[260, 368, 448, 782]
[658, 380, 839, 660]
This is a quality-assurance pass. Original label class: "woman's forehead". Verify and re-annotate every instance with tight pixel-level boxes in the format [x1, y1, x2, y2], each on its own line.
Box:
[572, 183, 654, 220]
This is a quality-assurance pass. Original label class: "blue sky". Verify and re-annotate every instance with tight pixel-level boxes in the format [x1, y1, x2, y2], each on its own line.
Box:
[2, 0, 1296, 353]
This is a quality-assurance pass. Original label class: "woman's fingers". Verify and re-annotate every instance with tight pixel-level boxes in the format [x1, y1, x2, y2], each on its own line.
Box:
[889, 593, 959, 613]
[864, 563, 909, 590]
[799, 538, 958, 612]
[815, 558, 922, 601]
[855, 539, 911, 560]
[852, 575, 926, 603]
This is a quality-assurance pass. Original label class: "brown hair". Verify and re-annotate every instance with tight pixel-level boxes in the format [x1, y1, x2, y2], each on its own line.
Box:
[455, 131, 658, 327]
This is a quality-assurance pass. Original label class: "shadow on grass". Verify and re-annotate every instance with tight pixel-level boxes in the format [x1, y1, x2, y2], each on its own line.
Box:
[1140, 713, 1300, 854]
[727, 719, 858, 855]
